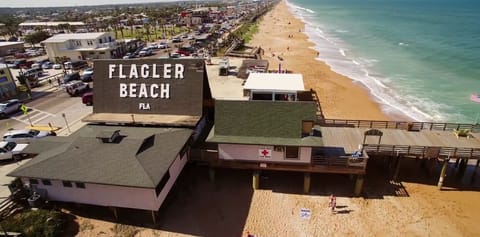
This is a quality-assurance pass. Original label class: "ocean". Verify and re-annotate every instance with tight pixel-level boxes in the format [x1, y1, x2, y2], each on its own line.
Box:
[286, 0, 480, 123]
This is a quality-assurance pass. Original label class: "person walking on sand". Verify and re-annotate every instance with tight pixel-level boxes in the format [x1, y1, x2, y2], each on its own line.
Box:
[329, 195, 337, 213]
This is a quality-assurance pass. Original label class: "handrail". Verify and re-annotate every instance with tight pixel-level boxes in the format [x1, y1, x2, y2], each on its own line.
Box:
[362, 144, 480, 159]
[317, 119, 480, 132]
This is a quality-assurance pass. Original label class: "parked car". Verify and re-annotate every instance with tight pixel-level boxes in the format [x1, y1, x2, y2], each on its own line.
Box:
[81, 73, 94, 82]
[172, 37, 182, 43]
[0, 99, 22, 118]
[65, 81, 89, 96]
[71, 60, 88, 70]
[12, 59, 33, 69]
[83, 67, 94, 76]
[2, 129, 52, 143]
[63, 72, 81, 83]
[159, 42, 169, 49]
[52, 63, 62, 69]
[82, 92, 93, 106]
[0, 141, 28, 160]
[138, 48, 153, 57]
[170, 52, 181, 58]
[42, 62, 53, 69]
[123, 53, 135, 59]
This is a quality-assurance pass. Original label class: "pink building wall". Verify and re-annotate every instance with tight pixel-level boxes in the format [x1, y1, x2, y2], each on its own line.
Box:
[22, 152, 188, 211]
[218, 144, 311, 163]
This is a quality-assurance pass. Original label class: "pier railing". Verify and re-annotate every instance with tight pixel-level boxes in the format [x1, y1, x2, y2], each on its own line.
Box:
[363, 144, 480, 159]
[317, 119, 480, 132]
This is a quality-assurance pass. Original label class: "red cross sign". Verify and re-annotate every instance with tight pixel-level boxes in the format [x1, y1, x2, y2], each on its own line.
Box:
[259, 148, 272, 158]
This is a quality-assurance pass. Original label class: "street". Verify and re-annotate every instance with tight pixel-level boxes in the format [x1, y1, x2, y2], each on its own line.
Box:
[0, 83, 92, 137]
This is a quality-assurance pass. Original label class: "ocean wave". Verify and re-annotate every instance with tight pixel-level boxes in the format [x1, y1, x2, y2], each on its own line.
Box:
[286, 1, 315, 14]
[285, 1, 454, 122]
[305, 25, 437, 121]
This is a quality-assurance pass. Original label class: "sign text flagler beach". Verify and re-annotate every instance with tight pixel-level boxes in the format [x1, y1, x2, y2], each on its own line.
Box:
[108, 63, 185, 99]
[93, 59, 205, 116]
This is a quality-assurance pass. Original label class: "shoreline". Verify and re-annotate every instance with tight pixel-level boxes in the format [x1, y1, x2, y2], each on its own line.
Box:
[250, 0, 410, 121]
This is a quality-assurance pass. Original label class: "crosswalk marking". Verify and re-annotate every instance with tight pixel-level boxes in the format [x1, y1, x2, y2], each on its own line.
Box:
[10, 108, 54, 125]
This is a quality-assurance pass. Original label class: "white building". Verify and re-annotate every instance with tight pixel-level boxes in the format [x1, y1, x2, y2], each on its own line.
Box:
[42, 32, 119, 62]
[243, 73, 305, 101]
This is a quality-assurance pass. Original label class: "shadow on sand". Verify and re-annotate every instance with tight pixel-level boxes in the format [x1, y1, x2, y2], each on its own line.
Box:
[58, 164, 253, 237]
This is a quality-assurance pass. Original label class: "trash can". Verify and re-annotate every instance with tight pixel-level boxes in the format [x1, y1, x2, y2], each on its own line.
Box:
[27, 193, 42, 208]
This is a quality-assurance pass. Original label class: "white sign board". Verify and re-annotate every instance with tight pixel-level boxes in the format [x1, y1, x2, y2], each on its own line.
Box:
[258, 148, 272, 158]
[300, 208, 311, 220]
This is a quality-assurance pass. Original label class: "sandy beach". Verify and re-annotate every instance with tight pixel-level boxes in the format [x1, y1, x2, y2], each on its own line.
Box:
[249, 0, 391, 121]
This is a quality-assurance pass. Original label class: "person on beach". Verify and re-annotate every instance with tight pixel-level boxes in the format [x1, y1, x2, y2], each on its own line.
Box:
[329, 195, 337, 212]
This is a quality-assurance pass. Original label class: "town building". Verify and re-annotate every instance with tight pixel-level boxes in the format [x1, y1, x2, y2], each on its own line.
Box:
[243, 73, 305, 101]
[41, 32, 120, 63]
[9, 58, 213, 221]
[19, 21, 86, 35]
[0, 41, 25, 57]
[0, 64, 18, 100]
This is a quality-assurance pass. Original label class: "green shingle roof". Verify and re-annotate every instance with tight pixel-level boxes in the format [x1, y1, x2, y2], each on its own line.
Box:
[8, 125, 192, 188]
[207, 100, 322, 146]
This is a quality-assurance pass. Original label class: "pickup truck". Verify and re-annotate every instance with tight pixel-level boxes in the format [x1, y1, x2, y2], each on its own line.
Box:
[0, 141, 28, 161]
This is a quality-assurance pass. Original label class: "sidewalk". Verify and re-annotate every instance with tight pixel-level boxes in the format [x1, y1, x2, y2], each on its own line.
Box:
[56, 120, 87, 136]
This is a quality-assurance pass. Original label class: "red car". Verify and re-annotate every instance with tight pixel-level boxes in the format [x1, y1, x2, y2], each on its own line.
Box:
[82, 92, 93, 106]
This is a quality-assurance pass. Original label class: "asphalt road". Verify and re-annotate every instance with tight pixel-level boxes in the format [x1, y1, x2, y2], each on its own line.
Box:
[0, 83, 92, 137]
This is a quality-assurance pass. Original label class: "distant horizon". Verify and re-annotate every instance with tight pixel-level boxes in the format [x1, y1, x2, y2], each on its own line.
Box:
[1, 0, 197, 8]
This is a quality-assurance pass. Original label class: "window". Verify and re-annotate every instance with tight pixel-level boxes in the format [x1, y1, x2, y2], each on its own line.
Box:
[285, 146, 299, 159]
[99, 39, 103, 43]
[155, 171, 170, 196]
[62, 181, 72, 187]
[29, 179, 39, 185]
[75, 182, 86, 189]
[41, 179, 52, 185]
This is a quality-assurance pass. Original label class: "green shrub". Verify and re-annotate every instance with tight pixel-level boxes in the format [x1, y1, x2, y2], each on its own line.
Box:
[0, 209, 66, 237]
[111, 223, 138, 237]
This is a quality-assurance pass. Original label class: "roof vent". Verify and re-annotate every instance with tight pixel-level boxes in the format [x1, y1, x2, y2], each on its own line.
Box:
[96, 130, 123, 143]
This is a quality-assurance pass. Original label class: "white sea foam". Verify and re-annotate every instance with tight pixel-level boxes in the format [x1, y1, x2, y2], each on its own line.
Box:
[292, 5, 315, 14]
[286, 1, 445, 122]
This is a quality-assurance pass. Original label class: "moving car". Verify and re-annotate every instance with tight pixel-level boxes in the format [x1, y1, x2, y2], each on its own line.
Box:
[65, 81, 90, 96]
[0, 141, 28, 161]
[2, 129, 52, 143]
[0, 99, 22, 118]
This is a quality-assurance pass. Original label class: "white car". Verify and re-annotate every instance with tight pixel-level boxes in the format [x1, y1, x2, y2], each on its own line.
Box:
[53, 64, 62, 69]
[83, 67, 94, 76]
[65, 81, 90, 96]
[3, 129, 51, 143]
[0, 141, 28, 160]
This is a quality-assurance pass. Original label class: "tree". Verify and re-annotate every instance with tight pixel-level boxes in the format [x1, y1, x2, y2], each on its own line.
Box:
[0, 16, 21, 37]
[24, 31, 50, 47]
